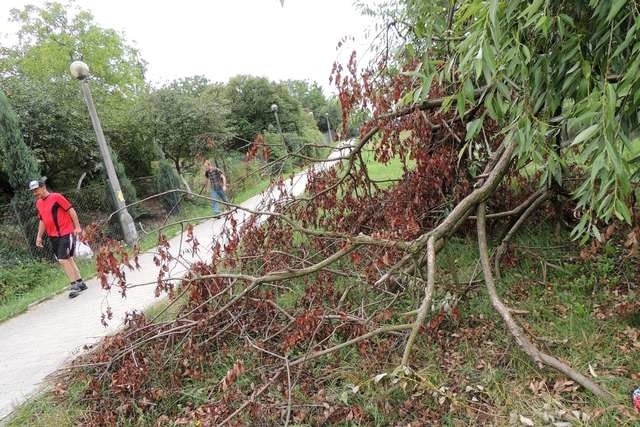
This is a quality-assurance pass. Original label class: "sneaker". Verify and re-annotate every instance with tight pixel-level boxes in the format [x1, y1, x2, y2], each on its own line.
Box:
[69, 290, 80, 299]
[70, 281, 88, 292]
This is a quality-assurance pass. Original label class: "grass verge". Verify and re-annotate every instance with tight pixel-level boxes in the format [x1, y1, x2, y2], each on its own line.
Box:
[9, 222, 640, 425]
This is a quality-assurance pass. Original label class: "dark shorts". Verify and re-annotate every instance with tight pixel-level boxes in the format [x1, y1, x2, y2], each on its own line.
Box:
[50, 234, 76, 260]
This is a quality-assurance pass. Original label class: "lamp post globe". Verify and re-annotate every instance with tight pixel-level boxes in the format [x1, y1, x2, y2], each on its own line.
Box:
[271, 103, 278, 113]
[69, 60, 90, 80]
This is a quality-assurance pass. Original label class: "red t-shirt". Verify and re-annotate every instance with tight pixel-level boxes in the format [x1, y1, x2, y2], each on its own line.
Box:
[35, 192, 75, 237]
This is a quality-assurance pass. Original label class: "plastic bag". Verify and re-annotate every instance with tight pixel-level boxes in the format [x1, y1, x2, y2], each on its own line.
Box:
[74, 240, 94, 260]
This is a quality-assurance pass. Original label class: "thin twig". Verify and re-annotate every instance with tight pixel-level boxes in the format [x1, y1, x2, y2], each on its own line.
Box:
[218, 368, 284, 426]
[289, 324, 413, 367]
[284, 355, 292, 427]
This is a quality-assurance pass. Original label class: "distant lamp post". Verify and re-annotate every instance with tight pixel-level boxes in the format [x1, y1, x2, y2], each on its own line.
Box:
[325, 112, 333, 144]
[70, 60, 138, 245]
[271, 103, 289, 153]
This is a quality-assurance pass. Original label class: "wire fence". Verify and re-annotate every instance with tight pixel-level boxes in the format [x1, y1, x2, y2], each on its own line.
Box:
[0, 154, 277, 267]
[0, 173, 211, 267]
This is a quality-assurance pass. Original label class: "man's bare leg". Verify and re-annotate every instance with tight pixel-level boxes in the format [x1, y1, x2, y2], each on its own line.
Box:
[59, 258, 81, 282]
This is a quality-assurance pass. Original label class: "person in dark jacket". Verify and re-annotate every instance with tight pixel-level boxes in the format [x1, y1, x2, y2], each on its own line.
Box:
[203, 160, 228, 214]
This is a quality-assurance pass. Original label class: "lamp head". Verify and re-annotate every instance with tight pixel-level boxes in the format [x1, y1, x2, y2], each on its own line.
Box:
[70, 61, 90, 80]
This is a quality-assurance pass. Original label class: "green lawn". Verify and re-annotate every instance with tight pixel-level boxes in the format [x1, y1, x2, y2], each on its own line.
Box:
[360, 147, 415, 187]
[0, 259, 94, 322]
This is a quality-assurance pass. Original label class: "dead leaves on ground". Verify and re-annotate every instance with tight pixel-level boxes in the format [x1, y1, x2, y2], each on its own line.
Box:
[528, 378, 579, 397]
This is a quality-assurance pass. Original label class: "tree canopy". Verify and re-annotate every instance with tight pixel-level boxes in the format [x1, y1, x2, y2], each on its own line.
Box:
[0, 2, 337, 191]
[225, 75, 305, 143]
[2, 1, 145, 92]
[148, 76, 232, 174]
[0, 1, 151, 186]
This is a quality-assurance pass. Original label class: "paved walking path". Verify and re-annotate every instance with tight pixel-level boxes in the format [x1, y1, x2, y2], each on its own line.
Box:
[0, 143, 351, 421]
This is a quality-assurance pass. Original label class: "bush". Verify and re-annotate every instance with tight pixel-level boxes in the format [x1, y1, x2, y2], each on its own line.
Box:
[0, 223, 34, 268]
[264, 132, 293, 175]
[111, 150, 140, 218]
[67, 182, 113, 213]
[0, 261, 52, 303]
[155, 159, 183, 213]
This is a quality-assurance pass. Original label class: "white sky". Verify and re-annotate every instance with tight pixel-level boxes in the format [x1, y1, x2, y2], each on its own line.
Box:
[0, 0, 376, 94]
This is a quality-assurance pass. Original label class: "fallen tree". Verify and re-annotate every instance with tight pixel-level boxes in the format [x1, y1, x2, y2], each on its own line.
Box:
[68, 0, 640, 424]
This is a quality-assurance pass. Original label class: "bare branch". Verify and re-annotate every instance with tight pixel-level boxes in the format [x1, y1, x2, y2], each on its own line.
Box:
[289, 323, 413, 367]
[494, 190, 550, 279]
[476, 202, 611, 400]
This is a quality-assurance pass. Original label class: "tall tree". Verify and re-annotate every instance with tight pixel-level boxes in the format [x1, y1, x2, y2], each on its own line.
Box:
[1, 76, 98, 187]
[0, 89, 42, 255]
[225, 75, 304, 145]
[282, 79, 345, 134]
[2, 1, 146, 93]
[148, 76, 231, 174]
[0, 1, 150, 186]
[0, 90, 40, 195]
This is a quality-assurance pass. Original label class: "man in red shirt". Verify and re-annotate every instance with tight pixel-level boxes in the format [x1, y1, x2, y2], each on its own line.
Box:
[30, 179, 88, 298]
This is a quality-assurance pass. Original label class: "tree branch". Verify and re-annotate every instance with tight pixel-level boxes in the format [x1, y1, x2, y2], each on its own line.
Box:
[476, 202, 611, 400]
[399, 138, 516, 365]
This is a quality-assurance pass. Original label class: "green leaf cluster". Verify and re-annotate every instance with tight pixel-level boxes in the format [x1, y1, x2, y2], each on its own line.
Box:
[368, 0, 640, 239]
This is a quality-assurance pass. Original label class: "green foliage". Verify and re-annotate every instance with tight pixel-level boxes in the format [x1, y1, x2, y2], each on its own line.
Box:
[2, 76, 99, 186]
[0, 90, 40, 193]
[290, 106, 325, 157]
[155, 159, 183, 213]
[149, 76, 232, 173]
[0, 224, 34, 267]
[67, 183, 113, 218]
[0, 90, 42, 257]
[278, 79, 357, 139]
[6, 380, 87, 426]
[0, 262, 53, 303]
[258, 108, 325, 176]
[283, 80, 327, 114]
[109, 150, 139, 218]
[0, 1, 151, 187]
[0, 258, 94, 322]
[225, 75, 305, 144]
[2, 2, 145, 92]
[365, 0, 640, 239]
[282, 79, 342, 133]
[264, 131, 292, 175]
[103, 97, 156, 178]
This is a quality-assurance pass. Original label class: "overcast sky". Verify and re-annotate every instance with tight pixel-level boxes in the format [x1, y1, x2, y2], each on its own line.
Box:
[0, 0, 375, 94]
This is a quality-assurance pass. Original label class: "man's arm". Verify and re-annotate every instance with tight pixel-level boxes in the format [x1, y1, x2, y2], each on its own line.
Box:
[68, 207, 82, 235]
[221, 172, 227, 191]
[36, 220, 45, 247]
